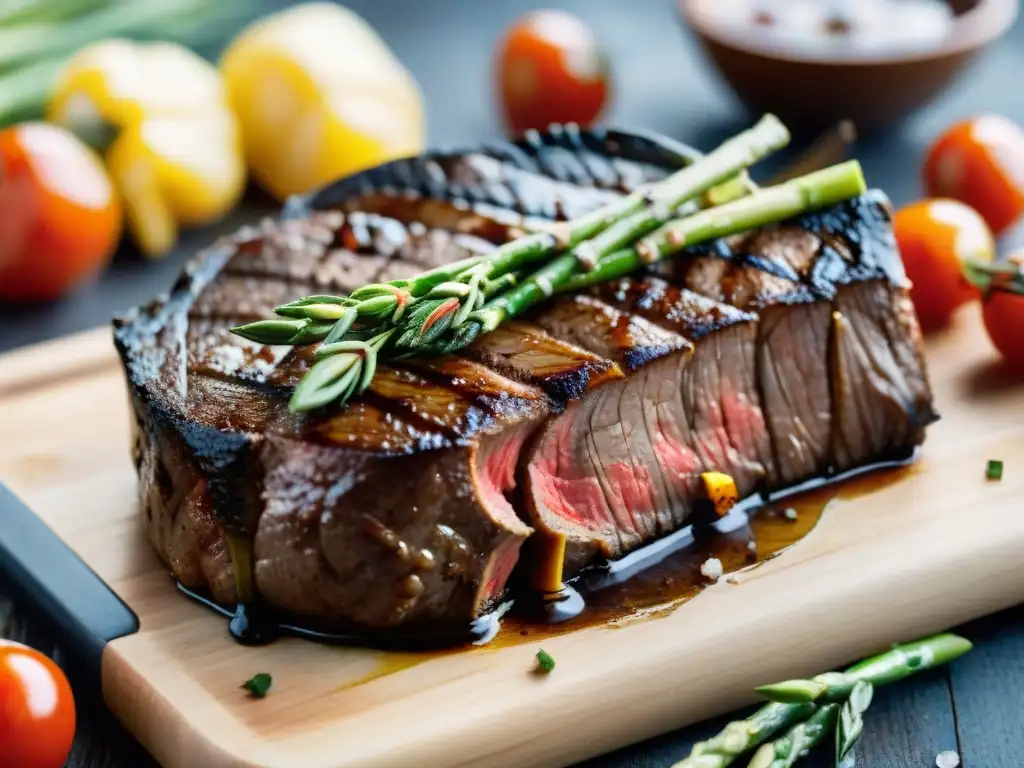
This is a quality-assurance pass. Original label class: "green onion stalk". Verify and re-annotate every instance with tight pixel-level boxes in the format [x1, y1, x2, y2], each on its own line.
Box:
[671, 633, 972, 768]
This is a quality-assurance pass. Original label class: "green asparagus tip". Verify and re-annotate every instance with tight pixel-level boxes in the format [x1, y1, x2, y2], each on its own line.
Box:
[912, 633, 973, 666]
[758, 113, 791, 146]
[755, 679, 829, 704]
[747, 704, 838, 768]
[746, 744, 775, 768]
[836, 681, 873, 759]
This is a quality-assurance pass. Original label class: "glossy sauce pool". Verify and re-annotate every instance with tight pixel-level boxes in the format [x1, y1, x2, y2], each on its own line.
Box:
[179, 459, 915, 659]
[500, 461, 913, 646]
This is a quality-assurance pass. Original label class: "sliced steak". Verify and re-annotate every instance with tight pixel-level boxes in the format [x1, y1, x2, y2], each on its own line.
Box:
[524, 294, 693, 572]
[658, 193, 936, 488]
[521, 281, 771, 579]
[117, 128, 700, 636]
[116, 128, 936, 640]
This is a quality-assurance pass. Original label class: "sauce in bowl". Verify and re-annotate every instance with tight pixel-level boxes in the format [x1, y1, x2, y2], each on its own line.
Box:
[693, 0, 956, 58]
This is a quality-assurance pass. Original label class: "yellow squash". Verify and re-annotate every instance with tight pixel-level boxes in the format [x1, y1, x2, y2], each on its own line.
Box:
[220, 2, 425, 201]
[48, 40, 246, 257]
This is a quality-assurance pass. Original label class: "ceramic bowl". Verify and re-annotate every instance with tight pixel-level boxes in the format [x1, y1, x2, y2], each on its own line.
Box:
[679, 0, 1019, 133]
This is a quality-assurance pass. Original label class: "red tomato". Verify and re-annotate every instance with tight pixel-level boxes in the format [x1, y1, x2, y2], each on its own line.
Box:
[981, 254, 1024, 371]
[496, 10, 610, 136]
[923, 115, 1024, 237]
[892, 199, 995, 331]
[0, 122, 122, 302]
[983, 290, 1024, 370]
[0, 641, 76, 768]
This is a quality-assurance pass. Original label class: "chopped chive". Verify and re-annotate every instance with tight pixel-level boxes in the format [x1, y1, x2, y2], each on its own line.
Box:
[241, 672, 272, 698]
[987, 459, 1004, 481]
[535, 649, 556, 673]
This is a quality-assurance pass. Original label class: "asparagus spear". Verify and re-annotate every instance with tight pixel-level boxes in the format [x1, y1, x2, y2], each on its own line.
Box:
[755, 634, 972, 704]
[560, 161, 866, 294]
[237, 114, 791, 347]
[280, 159, 866, 410]
[835, 681, 873, 762]
[487, 113, 789, 274]
[671, 634, 971, 768]
[673, 703, 818, 768]
[746, 704, 838, 768]
[466, 160, 867, 345]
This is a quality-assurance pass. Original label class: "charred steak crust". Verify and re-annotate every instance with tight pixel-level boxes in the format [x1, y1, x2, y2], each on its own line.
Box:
[115, 128, 936, 637]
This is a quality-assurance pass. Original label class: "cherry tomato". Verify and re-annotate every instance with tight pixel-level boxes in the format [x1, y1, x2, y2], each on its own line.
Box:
[0, 122, 122, 302]
[892, 199, 995, 331]
[980, 254, 1024, 371]
[983, 290, 1024, 371]
[923, 115, 1024, 237]
[496, 10, 610, 136]
[0, 641, 76, 768]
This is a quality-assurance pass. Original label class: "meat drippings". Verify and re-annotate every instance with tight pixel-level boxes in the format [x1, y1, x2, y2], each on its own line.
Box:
[180, 455, 914, 650]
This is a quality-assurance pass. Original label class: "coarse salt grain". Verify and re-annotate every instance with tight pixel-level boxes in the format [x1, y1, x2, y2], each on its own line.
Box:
[782, 507, 798, 521]
[936, 751, 960, 768]
[700, 557, 723, 582]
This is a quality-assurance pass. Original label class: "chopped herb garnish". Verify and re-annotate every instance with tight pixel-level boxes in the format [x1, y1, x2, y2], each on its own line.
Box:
[987, 459, 1004, 481]
[241, 672, 272, 698]
[535, 648, 556, 673]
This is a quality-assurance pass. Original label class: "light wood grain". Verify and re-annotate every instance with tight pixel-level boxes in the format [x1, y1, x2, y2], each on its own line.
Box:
[0, 304, 1021, 768]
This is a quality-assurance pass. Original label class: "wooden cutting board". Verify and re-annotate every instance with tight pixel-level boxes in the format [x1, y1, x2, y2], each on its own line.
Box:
[0, 305, 1022, 768]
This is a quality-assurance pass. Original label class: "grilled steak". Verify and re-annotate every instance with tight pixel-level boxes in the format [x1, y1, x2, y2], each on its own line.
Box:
[114, 128, 936, 640]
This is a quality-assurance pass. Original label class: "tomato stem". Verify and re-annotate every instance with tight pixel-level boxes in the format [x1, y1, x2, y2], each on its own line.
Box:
[964, 258, 1024, 296]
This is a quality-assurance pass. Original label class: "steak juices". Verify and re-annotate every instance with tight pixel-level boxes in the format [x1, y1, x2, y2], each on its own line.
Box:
[114, 129, 935, 645]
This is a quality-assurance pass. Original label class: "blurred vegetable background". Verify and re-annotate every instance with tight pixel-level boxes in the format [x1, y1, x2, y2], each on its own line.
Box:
[0, 0, 252, 127]
[48, 39, 246, 257]
[221, 3, 425, 200]
[0, 0, 1021, 372]
[0, 0, 427, 297]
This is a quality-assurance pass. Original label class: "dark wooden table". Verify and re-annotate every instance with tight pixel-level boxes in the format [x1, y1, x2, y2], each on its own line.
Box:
[2, 1, 1024, 766]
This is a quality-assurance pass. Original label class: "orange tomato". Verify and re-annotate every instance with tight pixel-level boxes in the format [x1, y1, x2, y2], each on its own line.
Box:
[923, 115, 1024, 237]
[892, 199, 995, 331]
[496, 10, 610, 136]
[0, 122, 122, 302]
[0, 641, 76, 768]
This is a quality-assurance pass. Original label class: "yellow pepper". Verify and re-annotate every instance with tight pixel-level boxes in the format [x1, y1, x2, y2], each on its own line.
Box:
[220, 2, 425, 201]
[47, 40, 246, 257]
[700, 471, 739, 518]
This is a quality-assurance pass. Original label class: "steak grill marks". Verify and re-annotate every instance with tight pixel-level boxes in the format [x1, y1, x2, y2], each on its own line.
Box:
[114, 129, 936, 637]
